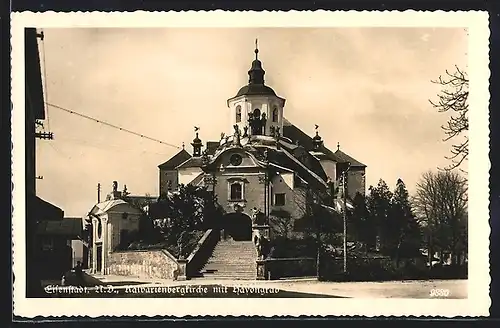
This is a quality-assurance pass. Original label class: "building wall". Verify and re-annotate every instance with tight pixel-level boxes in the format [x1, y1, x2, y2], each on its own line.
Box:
[347, 168, 366, 199]
[178, 167, 203, 186]
[269, 173, 306, 220]
[319, 159, 337, 182]
[108, 210, 141, 251]
[106, 250, 179, 280]
[215, 171, 266, 217]
[159, 169, 178, 195]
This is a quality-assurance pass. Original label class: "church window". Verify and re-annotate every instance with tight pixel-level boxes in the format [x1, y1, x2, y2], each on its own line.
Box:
[253, 108, 261, 118]
[229, 154, 243, 166]
[272, 106, 278, 122]
[230, 182, 243, 201]
[236, 105, 242, 123]
[274, 193, 286, 206]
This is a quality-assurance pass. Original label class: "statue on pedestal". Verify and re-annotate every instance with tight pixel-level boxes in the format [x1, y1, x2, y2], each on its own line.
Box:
[233, 124, 241, 146]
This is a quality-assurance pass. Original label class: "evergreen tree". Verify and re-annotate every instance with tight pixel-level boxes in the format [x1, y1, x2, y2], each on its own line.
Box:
[366, 179, 393, 252]
[389, 179, 422, 265]
[348, 192, 372, 251]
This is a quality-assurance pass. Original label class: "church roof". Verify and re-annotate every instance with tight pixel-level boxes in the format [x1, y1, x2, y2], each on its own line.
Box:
[282, 118, 366, 168]
[176, 156, 205, 169]
[332, 149, 366, 168]
[234, 84, 277, 98]
[158, 149, 192, 170]
[252, 146, 329, 190]
[206, 141, 219, 155]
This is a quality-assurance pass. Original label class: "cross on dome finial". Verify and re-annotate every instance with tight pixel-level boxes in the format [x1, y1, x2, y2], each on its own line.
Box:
[255, 38, 259, 59]
[337, 142, 340, 150]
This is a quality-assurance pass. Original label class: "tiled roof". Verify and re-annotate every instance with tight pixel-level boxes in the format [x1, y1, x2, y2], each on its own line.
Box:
[252, 146, 328, 190]
[37, 217, 83, 238]
[176, 156, 205, 169]
[158, 149, 192, 169]
[189, 172, 206, 187]
[332, 149, 366, 168]
[29, 193, 64, 221]
[282, 118, 366, 168]
[206, 141, 219, 155]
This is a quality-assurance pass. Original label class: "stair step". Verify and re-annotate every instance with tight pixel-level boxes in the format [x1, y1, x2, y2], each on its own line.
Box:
[196, 240, 258, 280]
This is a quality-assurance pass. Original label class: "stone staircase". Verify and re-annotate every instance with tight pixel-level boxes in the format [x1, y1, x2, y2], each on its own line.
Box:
[200, 240, 258, 280]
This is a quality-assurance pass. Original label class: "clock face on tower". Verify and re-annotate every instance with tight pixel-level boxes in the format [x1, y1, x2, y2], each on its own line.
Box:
[229, 154, 243, 166]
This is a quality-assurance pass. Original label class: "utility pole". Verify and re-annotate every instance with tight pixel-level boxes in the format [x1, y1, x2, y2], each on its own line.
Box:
[35, 132, 54, 140]
[342, 163, 351, 274]
[97, 183, 101, 203]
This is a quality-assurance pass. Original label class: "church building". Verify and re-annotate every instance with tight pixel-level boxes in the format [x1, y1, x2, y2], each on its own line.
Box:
[158, 43, 367, 243]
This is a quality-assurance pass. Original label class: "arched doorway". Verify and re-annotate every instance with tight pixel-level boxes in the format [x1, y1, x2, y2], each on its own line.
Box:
[222, 213, 252, 241]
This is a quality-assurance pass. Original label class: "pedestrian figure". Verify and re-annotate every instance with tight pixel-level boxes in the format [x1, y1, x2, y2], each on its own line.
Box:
[73, 261, 84, 286]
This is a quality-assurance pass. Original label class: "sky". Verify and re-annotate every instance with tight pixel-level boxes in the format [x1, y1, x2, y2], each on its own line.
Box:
[34, 27, 468, 217]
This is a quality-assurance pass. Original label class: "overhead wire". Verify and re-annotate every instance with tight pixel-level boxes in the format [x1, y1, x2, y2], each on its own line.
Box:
[46, 102, 181, 150]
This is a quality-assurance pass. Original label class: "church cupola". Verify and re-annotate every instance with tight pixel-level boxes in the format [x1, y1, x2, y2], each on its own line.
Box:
[248, 42, 265, 85]
[191, 126, 203, 157]
[312, 124, 323, 150]
[226, 40, 286, 139]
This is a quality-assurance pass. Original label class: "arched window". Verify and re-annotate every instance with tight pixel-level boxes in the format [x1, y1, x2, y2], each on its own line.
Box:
[272, 106, 278, 122]
[230, 183, 243, 201]
[236, 105, 242, 123]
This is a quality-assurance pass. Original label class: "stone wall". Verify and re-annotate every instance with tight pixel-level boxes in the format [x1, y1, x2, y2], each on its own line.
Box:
[106, 249, 179, 280]
[159, 169, 178, 196]
[347, 167, 366, 199]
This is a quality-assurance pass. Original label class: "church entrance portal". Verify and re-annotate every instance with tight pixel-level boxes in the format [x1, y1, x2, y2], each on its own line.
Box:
[222, 213, 252, 241]
[96, 244, 102, 273]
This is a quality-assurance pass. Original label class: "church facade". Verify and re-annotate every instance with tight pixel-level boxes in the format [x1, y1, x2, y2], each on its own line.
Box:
[158, 44, 367, 242]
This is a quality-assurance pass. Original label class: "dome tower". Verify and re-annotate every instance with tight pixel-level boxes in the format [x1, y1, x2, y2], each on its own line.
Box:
[227, 40, 286, 138]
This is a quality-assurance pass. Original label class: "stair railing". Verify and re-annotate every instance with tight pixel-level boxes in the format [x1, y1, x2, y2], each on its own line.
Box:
[186, 228, 220, 278]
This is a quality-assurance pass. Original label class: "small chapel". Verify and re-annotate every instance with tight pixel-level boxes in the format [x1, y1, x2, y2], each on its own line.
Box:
[158, 42, 367, 245]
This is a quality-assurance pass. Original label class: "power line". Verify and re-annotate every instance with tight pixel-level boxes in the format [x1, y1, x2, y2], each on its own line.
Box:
[46, 102, 181, 150]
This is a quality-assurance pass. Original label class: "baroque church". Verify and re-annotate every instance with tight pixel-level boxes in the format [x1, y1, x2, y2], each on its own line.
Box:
[158, 43, 367, 242]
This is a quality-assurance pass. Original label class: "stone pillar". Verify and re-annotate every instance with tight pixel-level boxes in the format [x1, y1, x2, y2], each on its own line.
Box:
[91, 218, 98, 274]
[177, 259, 188, 281]
[252, 225, 271, 242]
[256, 259, 267, 280]
[101, 218, 108, 275]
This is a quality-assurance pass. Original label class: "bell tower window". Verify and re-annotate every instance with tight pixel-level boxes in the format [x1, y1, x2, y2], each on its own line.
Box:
[272, 106, 278, 122]
[236, 105, 242, 123]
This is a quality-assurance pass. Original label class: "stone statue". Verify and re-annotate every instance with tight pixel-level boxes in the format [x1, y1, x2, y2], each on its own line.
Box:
[122, 184, 129, 196]
[201, 149, 210, 165]
[270, 125, 275, 137]
[233, 124, 241, 146]
[260, 113, 267, 135]
[112, 181, 118, 192]
[243, 126, 248, 138]
[220, 132, 225, 141]
[251, 207, 259, 224]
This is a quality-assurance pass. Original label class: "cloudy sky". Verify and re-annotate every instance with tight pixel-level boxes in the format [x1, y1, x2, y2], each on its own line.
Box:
[34, 27, 468, 217]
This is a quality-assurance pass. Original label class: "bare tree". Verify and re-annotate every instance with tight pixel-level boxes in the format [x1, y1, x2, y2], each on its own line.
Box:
[413, 170, 468, 267]
[269, 209, 294, 239]
[429, 66, 469, 172]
